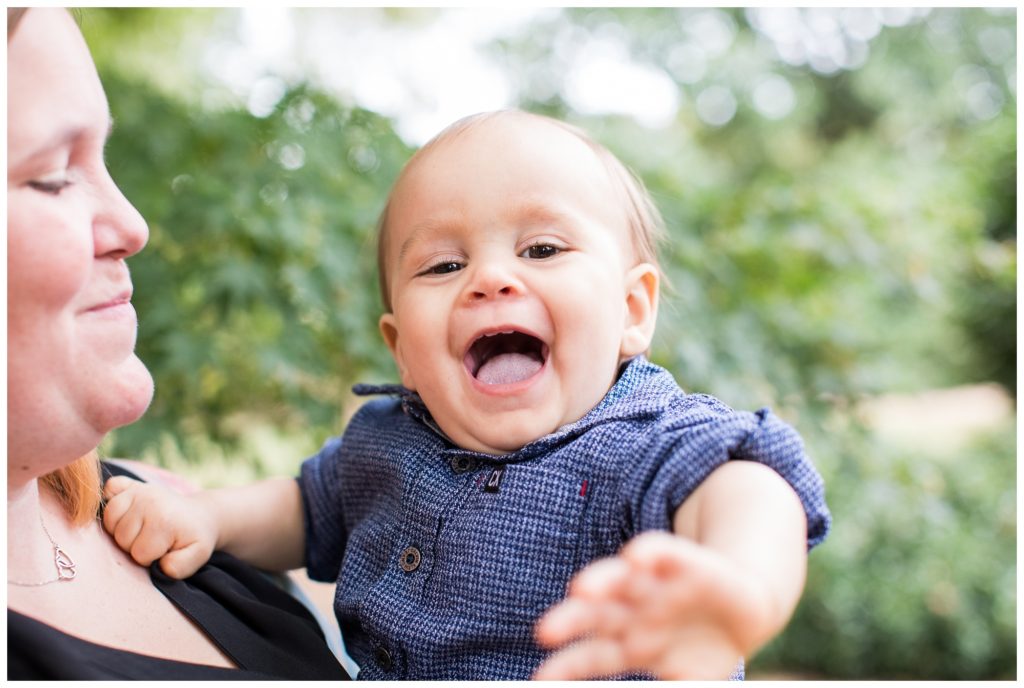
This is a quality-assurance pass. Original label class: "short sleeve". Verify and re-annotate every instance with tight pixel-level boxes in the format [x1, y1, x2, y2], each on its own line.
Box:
[732, 408, 831, 548]
[621, 395, 831, 550]
[298, 435, 349, 583]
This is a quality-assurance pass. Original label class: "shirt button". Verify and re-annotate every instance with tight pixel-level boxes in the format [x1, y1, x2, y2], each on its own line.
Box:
[374, 646, 393, 671]
[399, 546, 421, 572]
[449, 455, 476, 473]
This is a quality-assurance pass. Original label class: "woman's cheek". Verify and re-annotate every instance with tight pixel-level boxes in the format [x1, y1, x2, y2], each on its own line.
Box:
[10, 205, 92, 309]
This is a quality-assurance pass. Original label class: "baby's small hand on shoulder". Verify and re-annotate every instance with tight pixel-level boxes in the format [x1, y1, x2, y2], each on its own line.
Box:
[102, 476, 217, 579]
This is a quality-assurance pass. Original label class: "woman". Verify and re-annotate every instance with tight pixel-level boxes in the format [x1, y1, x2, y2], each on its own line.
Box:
[7, 7, 349, 679]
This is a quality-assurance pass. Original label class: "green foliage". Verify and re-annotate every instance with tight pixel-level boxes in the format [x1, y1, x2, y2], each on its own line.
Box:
[755, 420, 1016, 679]
[80, 7, 1014, 680]
[101, 74, 411, 456]
[79, 8, 221, 100]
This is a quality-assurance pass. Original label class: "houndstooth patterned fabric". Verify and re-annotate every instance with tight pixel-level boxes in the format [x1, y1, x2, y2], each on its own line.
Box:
[299, 356, 831, 680]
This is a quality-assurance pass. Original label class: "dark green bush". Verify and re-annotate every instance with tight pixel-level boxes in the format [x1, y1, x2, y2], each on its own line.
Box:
[103, 76, 412, 455]
[755, 421, 1016, 679]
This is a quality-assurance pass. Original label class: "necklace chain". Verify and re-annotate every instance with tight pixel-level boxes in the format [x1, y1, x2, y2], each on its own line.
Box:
[8, 511, 78, 587]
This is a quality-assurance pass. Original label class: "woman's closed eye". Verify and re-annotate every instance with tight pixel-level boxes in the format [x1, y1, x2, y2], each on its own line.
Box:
[27, 171, 73, 195]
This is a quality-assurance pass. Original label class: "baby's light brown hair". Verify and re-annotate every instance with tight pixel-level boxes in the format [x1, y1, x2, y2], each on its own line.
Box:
[376, 109, 666, 312]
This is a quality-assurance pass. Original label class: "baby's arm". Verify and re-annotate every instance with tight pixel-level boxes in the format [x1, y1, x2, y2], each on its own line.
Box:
[102, 476, 305, 579]
[533, 461, 807, 680]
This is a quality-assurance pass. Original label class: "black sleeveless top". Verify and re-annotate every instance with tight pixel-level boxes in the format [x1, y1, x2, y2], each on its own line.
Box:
[7, 463, 350, 680]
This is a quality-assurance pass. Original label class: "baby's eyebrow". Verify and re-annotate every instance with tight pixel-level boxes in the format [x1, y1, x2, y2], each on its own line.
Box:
[506, 199, 580, 229]
[398, 218, 459, 261]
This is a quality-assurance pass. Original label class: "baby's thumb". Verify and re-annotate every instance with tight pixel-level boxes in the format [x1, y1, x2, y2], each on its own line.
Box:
[159, 543, 210, 580]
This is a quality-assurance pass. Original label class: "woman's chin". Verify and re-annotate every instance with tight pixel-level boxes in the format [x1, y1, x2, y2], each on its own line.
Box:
[97, 357, 155, 431]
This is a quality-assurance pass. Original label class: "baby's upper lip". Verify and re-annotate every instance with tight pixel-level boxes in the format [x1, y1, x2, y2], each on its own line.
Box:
[462, 324, 548, 358]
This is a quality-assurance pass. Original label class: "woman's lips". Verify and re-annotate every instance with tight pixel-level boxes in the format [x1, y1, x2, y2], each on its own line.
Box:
[83, 291, 136, 321]
[85, 289, 132, 311]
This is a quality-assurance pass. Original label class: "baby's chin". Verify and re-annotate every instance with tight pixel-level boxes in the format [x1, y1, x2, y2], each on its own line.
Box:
[451, 434, 526, 457]
[444, 417, 568, 457]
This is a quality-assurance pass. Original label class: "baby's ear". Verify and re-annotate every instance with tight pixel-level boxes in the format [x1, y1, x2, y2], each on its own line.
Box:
[620, 263, 659, 358]
[379, 313, 417, 390]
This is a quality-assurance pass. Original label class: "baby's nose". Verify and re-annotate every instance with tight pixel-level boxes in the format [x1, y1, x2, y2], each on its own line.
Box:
[466, 261, 523, 301]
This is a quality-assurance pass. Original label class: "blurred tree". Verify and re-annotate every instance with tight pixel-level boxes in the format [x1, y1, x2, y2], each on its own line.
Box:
[95, 70, 411, 454]
[78, 8, 221, 101]
[758, 420, 1016, 679]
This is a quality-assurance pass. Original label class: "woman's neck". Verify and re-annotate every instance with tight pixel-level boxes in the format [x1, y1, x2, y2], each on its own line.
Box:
[8, 477, 43, 539]
[7, 479, 76, 586]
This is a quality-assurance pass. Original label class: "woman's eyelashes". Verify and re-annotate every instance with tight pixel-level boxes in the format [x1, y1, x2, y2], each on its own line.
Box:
[27, 170, 73, 195]
[28, 179, 72, 195]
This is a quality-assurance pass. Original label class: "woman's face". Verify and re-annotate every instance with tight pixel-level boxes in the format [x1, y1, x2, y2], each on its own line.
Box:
[7, 9, 153, 481]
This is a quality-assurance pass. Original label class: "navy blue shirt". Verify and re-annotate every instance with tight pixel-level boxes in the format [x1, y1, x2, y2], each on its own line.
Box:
[299, 356, 830, 680]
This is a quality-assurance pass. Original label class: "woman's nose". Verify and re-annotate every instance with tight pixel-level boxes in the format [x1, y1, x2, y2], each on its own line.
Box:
[93, 169, 149, 260]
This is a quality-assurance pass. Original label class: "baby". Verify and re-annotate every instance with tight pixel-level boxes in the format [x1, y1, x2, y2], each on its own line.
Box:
[104, 110, 830, 680]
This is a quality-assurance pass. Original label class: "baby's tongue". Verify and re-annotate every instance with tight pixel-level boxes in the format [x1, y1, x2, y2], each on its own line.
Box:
[476, 352, 542, 385]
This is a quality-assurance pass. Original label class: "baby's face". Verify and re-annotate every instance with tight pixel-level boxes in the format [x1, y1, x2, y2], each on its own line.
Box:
[380, 115, 657, 455]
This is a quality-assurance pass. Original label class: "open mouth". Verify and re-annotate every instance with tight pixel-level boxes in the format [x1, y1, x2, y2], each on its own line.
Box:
[464, 330, 548, 386]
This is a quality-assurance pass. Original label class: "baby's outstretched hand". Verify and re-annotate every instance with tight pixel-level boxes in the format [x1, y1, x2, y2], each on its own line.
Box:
[533, 531, 771, 680]
[103, 476, 218, 579]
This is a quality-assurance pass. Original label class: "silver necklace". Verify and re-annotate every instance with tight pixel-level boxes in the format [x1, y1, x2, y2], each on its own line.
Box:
[7, 512, 78, 587]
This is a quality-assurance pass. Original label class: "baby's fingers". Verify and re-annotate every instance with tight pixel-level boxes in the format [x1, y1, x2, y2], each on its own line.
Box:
[102, 479, 181, 567]
[127, 523, 176, 567]
[533, 637, 628, 681]
[534, 597, 632, 649]
[160, 542, 209, 580]
[101, 487, 145, 553]
[101, 476, 140, 535]
[565, 555, 631, 598]
[533, 557, 632, 648]
[103, 475, 142, 500]
[619, 530, 700, 576]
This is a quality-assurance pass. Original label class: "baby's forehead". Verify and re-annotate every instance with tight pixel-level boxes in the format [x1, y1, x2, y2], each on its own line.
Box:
[445, 110, 575, 141]
[397, 114, 609, 194]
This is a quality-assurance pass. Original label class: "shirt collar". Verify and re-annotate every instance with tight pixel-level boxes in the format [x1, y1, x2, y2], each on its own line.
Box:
[352, 356, 676, 463]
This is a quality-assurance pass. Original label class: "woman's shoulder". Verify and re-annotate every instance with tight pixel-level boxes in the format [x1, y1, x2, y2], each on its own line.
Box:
[102, 459, 199, 494]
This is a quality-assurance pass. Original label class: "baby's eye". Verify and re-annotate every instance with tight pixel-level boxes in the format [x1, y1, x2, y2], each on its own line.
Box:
[521, 243, 561, 260]
[421, 260, 464, 276]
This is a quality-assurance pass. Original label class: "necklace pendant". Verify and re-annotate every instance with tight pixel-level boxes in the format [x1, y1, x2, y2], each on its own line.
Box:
[54, 546, 77, 580]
